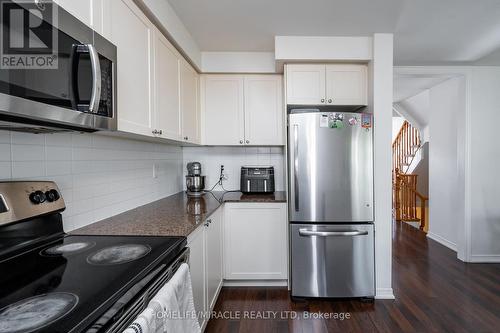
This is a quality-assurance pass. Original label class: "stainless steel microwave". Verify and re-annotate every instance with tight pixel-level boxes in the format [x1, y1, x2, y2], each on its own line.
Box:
[0, 0, 116, 132]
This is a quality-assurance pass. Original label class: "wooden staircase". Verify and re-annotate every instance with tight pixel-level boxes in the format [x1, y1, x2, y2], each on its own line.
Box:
[392, 121, 428, 231]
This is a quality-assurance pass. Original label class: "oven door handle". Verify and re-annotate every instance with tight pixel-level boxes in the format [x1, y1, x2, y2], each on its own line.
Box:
[298, 229, 369, 237]
[87, 44, 101, 114]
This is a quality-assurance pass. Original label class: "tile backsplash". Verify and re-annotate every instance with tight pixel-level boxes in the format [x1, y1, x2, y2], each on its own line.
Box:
[182, 146, 286, 192]
[0, 131, 183, 231]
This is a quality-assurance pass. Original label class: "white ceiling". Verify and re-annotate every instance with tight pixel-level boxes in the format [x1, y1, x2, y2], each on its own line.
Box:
[393, 74, 453, 102]
[167, 0, 500, 65]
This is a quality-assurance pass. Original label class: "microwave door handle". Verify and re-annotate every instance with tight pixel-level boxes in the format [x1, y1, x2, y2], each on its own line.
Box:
[293, 124, 299, 211]
[69, 45, 79, 110]
[87, 44, 101, 113]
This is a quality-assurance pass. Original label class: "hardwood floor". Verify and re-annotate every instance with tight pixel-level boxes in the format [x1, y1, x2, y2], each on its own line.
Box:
[206, 222, 500, 332]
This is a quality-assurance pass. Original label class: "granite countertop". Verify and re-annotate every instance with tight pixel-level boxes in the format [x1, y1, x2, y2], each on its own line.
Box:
[72, 191, 286, 237]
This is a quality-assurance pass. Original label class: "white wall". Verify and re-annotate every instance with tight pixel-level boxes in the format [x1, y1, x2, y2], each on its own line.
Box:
[182, 147, 285, 192]
[469, 67, 500, 262]
[275, 36, 373, 61]
[392, 116, 405, 142]
[201, 52, 276, 73]
[397, 90, 430, 128]
[0, 131, 183, 232]
[427, 77, 465, 251]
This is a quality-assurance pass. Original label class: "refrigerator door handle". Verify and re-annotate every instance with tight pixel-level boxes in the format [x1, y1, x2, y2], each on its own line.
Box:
[293, 124, 299, 211]
[298, 229, 369, 237]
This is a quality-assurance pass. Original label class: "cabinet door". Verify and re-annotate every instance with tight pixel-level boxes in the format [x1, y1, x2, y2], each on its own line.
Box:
[54, 0, 92, 28]
[224, 203, 287, 280]
[107, 0, 154, 137]
[180, 60, 200, 144]
[202, 75, 244, 145]
[286, 64, 326, 105]
[205, 208, 223, 311]
[244, 75, 284, 145]
[187, 226, 206, 327]
[325, 64, 367, 105]
[154, 30, 181, 140]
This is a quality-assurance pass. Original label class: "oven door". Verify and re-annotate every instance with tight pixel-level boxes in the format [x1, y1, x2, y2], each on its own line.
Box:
[0, 1, 116, 131]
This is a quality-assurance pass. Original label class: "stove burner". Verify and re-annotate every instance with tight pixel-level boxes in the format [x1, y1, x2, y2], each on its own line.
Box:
[87, 244, 151, 265]
[41, 241, 96, 256]
[0, 292, 78, 333]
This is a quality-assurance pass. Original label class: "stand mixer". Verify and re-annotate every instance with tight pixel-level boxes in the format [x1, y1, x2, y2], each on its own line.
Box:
[185, 162, 206, 197]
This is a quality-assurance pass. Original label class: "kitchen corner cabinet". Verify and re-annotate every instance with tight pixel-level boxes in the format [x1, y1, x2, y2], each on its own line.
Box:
[188, 207, 223, 329]
[202, 75, 284, 146]
[286, 64, 367, 106]
[224, 203, 287, 280]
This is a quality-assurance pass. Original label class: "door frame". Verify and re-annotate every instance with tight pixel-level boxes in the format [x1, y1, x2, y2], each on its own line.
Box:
[394, 66, 471, 262]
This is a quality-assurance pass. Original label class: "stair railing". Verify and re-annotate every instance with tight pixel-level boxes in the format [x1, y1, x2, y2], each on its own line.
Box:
[392, 121, 427, 230]
[392, 121, 421, 174]
[393, 171, 428, 231]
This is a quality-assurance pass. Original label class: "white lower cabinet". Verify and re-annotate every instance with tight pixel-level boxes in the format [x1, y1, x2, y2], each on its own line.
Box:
[187, 207, 222, 330]
[205, 208, 223, 310]
[223, 203, 287, 280]
[187, 224, 205, 327]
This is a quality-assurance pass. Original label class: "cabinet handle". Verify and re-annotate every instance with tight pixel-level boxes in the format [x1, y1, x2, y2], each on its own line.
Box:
[246, 140, 250, 144]
[152, 129, 158, 135]
[204, 222, 210, 227]
[239, 140, 243, 144]
[184, 136, 189, 140]
[207, 219, 212, 224]
[158, 129, 163, 135]
[328, 99, 332, 103]
[321, 98, 325, 103]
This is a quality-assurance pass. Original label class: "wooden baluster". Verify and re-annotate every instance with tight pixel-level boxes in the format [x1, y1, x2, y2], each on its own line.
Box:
[420, 198, 426, 231]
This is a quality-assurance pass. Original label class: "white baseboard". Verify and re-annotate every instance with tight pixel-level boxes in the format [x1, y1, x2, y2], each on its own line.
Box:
[427, 232, 457, 252]
[468, 255, 500, 263]
[375, 288, 395, 299]
[223, 279, 288, 287]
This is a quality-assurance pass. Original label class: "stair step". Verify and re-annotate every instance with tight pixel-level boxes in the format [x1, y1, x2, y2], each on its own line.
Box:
[405, 153, 415, 158]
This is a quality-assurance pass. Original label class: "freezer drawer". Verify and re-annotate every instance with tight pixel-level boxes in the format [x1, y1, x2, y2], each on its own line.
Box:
[290, 223, 375, 298]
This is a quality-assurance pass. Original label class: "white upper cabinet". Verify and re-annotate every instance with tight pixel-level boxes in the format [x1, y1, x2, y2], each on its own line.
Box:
[202, 75, 283, 146]
[286, 64, 326, 105]
[286, 64, 367, 106]
[154, 29, 181, 140]
[325, 64, 367, 105]
[105, 0, 154, 137]
[54, 0, 93, 28]
[244, 76, 284, 146]
[102, 0, 200, 142]
[54, 0, 106, 36]
[202, 76, 245, 146]
[180, 60, 200, 144]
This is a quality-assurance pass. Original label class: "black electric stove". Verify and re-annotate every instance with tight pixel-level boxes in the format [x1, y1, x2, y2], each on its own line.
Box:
[0, 181, 187, 333]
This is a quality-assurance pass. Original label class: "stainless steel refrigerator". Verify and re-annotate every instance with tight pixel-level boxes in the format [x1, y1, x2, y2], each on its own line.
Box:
[288, 109, 375, 298]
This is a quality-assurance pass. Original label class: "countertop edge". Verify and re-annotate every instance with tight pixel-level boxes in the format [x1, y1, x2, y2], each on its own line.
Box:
[72, 191, 287, 238]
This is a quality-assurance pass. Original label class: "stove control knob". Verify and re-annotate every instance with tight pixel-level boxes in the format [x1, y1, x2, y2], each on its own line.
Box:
[45, 189, 60, 202]
[29, 191, 46, 204]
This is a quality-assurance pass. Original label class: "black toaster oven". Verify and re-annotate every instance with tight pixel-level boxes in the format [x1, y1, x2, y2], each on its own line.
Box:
[240, 166, 275, 194]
